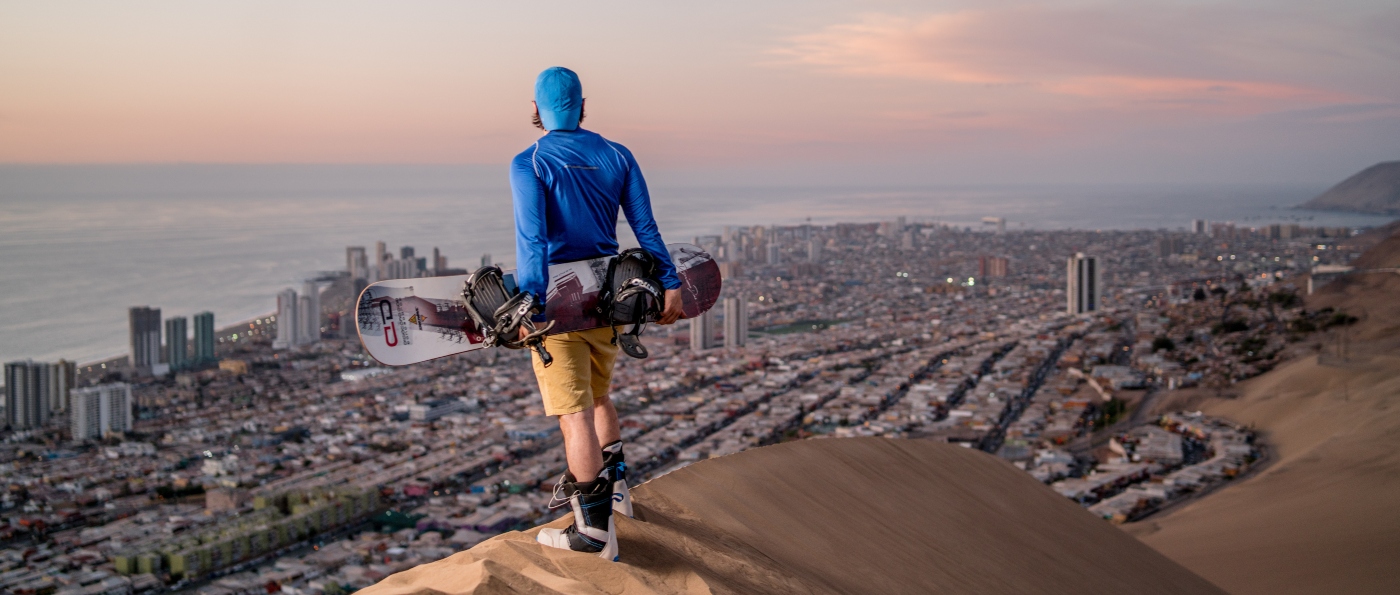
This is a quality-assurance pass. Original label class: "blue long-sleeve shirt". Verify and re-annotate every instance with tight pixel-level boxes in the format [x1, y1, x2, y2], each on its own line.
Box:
[510, 129, 680, 312]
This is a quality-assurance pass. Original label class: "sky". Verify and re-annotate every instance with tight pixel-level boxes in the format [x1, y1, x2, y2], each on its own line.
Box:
[2, 0, 1398, 184]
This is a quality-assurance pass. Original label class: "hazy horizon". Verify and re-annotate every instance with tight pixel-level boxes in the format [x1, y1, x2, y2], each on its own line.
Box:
[3, 163, 1394, 367]
[1, 160, 1393, 189]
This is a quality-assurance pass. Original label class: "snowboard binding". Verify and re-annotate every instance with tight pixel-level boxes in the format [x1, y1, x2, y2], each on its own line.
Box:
[596, 249, 664, 359]
[462, 266, 555, 367]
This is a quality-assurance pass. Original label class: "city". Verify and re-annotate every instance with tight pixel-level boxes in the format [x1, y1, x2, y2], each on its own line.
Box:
[1, 217, 1367, 595]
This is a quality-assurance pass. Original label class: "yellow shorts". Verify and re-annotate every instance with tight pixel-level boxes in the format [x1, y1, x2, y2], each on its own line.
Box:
[531, 327, 619, 416]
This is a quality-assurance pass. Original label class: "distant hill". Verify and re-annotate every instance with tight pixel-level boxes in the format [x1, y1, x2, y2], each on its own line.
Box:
[362, 438, 1223, 595]
[1298, 161, 1400, 215]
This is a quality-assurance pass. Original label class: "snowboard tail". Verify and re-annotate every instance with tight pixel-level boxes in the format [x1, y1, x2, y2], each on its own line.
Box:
[355, 244, 721, 366]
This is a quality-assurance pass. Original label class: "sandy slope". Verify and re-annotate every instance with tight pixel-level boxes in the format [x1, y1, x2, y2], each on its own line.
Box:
[1125, 223, 1400, 594]
[1309, 221, 1400, 342]
[361, 438, 1222, 595]
[1126, 352, 1400, 594]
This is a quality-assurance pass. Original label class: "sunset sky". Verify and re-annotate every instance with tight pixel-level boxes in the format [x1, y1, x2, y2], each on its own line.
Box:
[2, 0, 1397, 184]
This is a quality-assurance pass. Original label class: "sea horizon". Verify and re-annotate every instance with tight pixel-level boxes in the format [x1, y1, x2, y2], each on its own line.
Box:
[2, 164, 1394, 367]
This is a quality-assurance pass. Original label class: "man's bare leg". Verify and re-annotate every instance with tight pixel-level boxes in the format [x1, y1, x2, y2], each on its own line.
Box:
[558, 408, 604, 482]
[593, 396, 621, 446]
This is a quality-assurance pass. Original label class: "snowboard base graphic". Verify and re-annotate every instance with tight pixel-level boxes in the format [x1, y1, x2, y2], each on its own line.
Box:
[355, 244, 721, 366]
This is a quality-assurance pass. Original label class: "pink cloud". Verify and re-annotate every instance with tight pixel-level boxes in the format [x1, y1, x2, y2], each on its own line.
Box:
[774, 8, 1367, 117]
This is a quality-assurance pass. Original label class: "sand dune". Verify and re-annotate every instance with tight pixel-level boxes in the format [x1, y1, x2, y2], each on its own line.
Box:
[1127, 351, 1400, 594]
[362, 438, 1222, 595]
[1126, 222, 1400, 594]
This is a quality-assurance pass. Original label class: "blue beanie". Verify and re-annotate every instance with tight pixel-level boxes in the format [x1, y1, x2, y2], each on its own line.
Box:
[534, 67, 582, 131]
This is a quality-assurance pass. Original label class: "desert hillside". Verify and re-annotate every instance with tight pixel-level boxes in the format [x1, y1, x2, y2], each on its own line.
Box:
[1126, 224, 1400, 594]
[1308, 219, 1400, 341]
[361, 438, 1223, 595]
[1298, 161, 1400, 215]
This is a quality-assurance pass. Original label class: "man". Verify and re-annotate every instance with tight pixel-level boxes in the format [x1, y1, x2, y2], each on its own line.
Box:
[511, 66, 684, 561]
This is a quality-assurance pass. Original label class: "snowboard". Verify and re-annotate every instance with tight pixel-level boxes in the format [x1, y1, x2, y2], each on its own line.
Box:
[355, 243, 722, 366]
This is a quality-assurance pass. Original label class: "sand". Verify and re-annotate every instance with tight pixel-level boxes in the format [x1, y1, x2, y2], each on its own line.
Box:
[1126, 351, 1400, 594]
[361, 438, 1222, 595]
[1124, 221, 1400, 594]
[1308, 227, 1400, 342]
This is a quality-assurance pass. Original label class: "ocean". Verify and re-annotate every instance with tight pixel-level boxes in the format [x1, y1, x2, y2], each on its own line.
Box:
[1, 164, 1392, 366]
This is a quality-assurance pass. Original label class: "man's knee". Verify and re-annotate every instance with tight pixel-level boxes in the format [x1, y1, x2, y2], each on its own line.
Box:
[557, 407, 594, 430]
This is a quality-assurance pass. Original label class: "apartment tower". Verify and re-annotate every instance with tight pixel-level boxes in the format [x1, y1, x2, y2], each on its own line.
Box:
[1067, 253, 1102, 315]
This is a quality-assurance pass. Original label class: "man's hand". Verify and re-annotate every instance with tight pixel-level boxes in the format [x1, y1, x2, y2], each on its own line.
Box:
[518, 326, 531, 343]
[657, 288, 684, 325]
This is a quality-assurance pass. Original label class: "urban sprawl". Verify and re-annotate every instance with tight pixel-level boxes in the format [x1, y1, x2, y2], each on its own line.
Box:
[1, 217, 1367, 595]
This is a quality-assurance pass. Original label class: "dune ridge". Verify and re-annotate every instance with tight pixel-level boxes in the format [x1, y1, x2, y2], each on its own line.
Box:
[362, 438, 1223, 595]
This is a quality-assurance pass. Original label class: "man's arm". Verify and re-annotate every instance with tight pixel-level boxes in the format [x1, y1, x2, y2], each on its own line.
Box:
[511, 151, 550, 316]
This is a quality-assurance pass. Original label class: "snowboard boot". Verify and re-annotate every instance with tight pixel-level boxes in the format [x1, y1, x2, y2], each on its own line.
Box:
[603, 441, 633, 518]
[537, 474, 618, 561]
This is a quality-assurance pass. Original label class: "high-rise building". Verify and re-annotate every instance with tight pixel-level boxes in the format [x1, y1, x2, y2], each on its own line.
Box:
[193, 311, 216, 364]
[1156, 237, 1185, 258]
[900, 231, 915, 251]
[70, 383, 133, 442]
[374, 241, 388, 281]
[723, 297, 748, 348]
[766, 243, 780, 266]
[299, 292, 313, 342]
[4, 360, 69, 429]
[382, 258, 421, 280]
[70, 385, 100, 441]
[273, 288, 299, 350]
[50, 360, 73, 414]
[807, 238, 822, 262]
[431, 247, 442, 275]
[717, 261, 742, 280]
[129, 307, 162, 371]
[165, 316, 189, 371]
[1191, 219, 1208, 234]
[690, 310, 717, 351]
[400, 246, 415, 260]
[979, 256, 1009, 278]
[5, 361, 51, 430]
[346, 246, 368, 281]
[694, 235, 722, 258]
[299, 281, 320, 344]
[481, 253, 492, 268]
[1067, 253, 1102, 315]
[1210, 222, 1235, 239]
